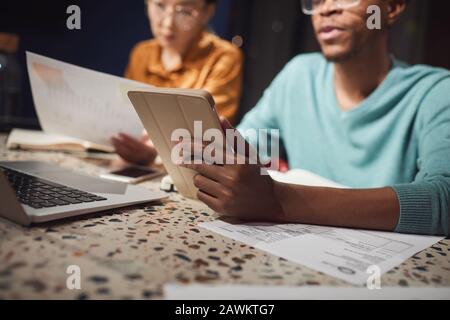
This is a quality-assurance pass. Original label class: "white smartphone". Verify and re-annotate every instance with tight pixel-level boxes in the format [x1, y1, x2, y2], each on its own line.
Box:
[100, 165, 164, 184]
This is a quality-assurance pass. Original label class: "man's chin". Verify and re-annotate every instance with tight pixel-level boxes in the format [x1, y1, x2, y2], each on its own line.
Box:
[321, 49, 354, 63]
[318, 42, 354, 62]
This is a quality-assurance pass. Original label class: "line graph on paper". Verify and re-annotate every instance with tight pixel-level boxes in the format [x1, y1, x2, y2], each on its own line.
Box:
[27, 52, 152, 147]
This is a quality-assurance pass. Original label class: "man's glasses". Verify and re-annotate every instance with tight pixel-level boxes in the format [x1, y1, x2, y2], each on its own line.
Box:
[301, 0, 361, 15]
[148, 0, 203, 30]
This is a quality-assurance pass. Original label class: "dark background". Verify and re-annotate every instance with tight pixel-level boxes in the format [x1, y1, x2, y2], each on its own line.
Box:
[0, 0, 449, 131]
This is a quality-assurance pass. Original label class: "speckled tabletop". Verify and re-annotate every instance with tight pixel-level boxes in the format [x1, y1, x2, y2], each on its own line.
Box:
[0, 134, 449, 299]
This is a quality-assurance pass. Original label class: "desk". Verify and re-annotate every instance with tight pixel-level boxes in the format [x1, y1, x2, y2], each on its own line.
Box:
[0, 134, 449, 299]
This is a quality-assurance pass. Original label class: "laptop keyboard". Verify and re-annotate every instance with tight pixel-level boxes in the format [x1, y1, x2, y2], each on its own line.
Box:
[1, 167, 107, 209]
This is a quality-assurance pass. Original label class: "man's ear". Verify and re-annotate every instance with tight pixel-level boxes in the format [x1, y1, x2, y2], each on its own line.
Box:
[385, 0, 407, 27]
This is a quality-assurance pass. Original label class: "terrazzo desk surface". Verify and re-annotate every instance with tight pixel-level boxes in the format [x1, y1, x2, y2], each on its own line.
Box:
[0, 134, 449, 299]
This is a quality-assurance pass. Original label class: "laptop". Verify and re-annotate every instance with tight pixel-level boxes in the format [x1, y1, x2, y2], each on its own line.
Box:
[0, 161, 168, 226]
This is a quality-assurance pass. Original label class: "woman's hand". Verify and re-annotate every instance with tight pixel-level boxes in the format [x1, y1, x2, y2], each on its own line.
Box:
[111, 132, 157, 166]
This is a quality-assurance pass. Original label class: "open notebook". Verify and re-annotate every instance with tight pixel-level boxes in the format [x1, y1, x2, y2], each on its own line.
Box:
[6, 128, 114, 153]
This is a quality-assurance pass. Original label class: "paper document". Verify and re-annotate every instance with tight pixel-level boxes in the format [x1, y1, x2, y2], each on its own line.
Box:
[202, 169, 443, 285]
[26, 51, 151, 147]
[200, 220, 443, 285]
[268, 169, 347, 188]
[164, 284, 450, 300]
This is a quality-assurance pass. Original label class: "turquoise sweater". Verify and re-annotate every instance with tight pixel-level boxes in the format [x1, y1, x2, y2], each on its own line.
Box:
[237, 53, 450, 236]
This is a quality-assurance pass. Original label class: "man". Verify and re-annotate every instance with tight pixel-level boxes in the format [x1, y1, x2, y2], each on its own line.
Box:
[183, 0, 450, 236]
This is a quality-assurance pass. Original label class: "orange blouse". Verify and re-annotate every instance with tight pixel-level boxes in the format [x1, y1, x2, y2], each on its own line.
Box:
[125, 32, 243, 124]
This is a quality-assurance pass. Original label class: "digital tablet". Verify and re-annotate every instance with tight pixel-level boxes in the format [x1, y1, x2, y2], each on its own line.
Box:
[128, 88, 224, 199]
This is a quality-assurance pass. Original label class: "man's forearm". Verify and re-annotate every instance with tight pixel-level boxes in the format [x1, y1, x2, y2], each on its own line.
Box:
[273, 182, 400, 231]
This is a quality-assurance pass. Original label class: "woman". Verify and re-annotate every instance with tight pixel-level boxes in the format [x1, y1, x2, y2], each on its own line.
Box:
[112, 0, 243, 165]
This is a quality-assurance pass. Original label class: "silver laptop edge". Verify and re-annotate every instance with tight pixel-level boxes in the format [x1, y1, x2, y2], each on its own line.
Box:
[0, 161, 168, 226]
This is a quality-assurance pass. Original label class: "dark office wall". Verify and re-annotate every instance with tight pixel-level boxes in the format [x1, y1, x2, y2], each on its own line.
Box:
[228, 0, 306, 121]
[0, 0, 231, 129]
[1, 0, 449, 129]
[423, 3, 450, 70]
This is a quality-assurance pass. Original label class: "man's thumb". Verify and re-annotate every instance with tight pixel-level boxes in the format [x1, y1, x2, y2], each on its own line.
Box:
[219, 116, 233, 131]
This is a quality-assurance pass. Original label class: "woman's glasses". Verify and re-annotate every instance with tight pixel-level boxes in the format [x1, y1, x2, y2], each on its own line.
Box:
[148, 0, 204, 30]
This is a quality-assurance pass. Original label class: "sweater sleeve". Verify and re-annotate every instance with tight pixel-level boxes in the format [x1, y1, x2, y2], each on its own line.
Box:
[392, 77, 450, 236]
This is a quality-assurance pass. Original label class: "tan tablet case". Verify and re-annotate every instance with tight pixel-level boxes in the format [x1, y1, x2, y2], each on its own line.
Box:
[128, 88, 222, 199]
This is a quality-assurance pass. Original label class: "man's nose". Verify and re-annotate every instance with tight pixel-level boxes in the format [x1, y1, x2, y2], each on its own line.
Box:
[319, 0, 341, 16]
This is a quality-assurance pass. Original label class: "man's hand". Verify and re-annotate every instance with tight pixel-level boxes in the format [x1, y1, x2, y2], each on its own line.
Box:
[178, 117, 400, 232]
[181, 118, 284, 221]
[111, 132, 157, 166]
[184, 162, 285, 222]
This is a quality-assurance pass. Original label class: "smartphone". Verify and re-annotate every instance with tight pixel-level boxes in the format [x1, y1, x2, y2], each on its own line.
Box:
[100, 165, 163, 184]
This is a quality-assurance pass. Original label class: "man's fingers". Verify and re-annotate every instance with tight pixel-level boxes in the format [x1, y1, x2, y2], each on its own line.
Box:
[197, 189, 223, 213]
[219, 124, 258, 164]
[193, 174, 223, 198]
[219, 116, 233, 131]
[182, 163, 224, 182]
[175, 132, 259, 168]
[178, 139, 227, 164]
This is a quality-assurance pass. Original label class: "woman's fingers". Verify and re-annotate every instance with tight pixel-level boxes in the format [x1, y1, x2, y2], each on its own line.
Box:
[111, 134, 157, 165]
[118, 133, 146, 150]
[112, 138, 138, 161]
[111, 137, 133, 154]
